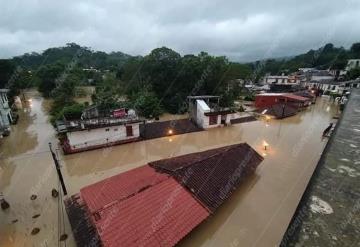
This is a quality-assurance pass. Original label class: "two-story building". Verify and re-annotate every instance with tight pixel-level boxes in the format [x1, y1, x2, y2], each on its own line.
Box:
[188, 96, 236, 129]
[0, 89, 12, 137]
[56, 107, 144, 154]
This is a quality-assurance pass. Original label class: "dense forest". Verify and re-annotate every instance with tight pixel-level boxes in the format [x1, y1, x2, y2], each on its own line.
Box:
[253, 43, 360, 75]
[0, 42, 360, 122]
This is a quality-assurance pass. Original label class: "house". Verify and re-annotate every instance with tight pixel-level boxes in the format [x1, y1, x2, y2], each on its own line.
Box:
[299, 69, 335, 87]
[57, 106, 143, 154]
[263, 75, 301, 85]
[305, 79, 360, 95]
[65, 143, 263, 247]
[255, 93, 311, 109]
[187, 96, 236, 129]
[263, 75, 302, 92]
[345, 59, 360, 71]
[0, 89, 12, 137]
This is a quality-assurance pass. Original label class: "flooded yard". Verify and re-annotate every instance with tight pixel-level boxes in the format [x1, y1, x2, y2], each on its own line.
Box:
[0, 90, 338, 247]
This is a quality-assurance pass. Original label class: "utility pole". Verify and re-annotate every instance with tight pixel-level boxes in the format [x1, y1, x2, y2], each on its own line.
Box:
[49, 143, 67, 196]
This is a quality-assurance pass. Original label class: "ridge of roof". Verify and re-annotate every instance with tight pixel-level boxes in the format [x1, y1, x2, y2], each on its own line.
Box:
[150, 143, 264, 212]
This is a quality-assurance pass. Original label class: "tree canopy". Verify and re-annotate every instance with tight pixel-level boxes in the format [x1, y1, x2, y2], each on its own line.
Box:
[2, 41, 360, 120]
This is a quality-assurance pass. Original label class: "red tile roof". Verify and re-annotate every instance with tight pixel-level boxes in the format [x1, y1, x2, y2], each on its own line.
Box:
[80, 165, 169, 213]
[150, 143, 263, 212]
[71, 143, 262, 247]
[94, 178, 209, 247]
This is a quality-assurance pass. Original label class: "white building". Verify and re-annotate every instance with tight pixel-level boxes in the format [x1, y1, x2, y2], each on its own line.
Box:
[188, 96, 235, 129]
[0, 89, 12, 137]
[263, 75, 301, 85]
[345, 59, 360, 71]
[57, 108, 143, 154]
[305, 79, 360, 95]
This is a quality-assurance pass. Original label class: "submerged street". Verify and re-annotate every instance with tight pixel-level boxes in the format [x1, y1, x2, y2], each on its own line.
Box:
[0, 90, 338, 247]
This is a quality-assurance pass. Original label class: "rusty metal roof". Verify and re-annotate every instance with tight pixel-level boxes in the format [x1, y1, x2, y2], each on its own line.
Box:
[80, 165, 169, 213]
[94, 178, 209, 247]
[149, 143, 263, 212]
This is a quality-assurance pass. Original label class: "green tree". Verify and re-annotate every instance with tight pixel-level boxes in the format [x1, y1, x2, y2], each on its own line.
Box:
[347, 68, 360, 80]
[0, 59, 15, 88]
[37, 63, 64, 97]
[133, 89, 162, 118]
[350, 43, 360, 58]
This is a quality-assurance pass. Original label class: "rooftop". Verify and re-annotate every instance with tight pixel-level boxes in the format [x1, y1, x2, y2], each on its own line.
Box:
[282, 93, 309, 101]
[80, 165, 169, 213]
[187, 95, 220, 99]
[95, 178, 209, 247]
[141, 119, 203, 140]
[57, 117, 142, 133]
[66, 143, 263, 247]
[150, 143, 264, 212]
[258, 104, 298, 119]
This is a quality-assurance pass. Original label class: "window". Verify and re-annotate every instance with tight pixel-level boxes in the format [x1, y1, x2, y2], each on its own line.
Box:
[209, 115, 218, 125]
[126, 125, 133, 136]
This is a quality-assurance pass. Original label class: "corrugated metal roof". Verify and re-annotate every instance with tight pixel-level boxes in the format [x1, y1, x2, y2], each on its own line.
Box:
[141, 119, 203, 140]
[230, 116, 257, 125]
[80, 165, 169, 213]
[94, 178, 209, 247]
[283, 93, 309, 101]
[150, 143, 263, 212]
[259, 104, 298, 119]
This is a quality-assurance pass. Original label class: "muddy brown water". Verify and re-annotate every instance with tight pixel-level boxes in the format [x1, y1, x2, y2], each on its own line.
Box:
[0, 90, 338, 247]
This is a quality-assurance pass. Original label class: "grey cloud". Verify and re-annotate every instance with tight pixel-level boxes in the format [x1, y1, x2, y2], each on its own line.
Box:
[0, 0, 360, 61]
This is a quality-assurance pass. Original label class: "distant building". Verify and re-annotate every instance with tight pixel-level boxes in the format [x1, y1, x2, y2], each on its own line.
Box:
[255, 93, 311, 109]
[187, 96, 236, 129]
[263, 75, 302, 92]
[305, 79, 360, 94]
[263, 75, 301, 85]
[298, 68, 316, 73]
[57, 106, 143, 154]
[0, 89, 12, 137]
[345, 59, 360, 71]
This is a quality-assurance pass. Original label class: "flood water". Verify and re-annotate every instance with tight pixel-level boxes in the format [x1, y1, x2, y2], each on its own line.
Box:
[0, 90, 338, 247]
[285, 89, 360, 246]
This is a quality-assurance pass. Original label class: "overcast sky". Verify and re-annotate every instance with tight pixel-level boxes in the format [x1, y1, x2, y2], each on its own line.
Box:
[1, 0, 360, 61]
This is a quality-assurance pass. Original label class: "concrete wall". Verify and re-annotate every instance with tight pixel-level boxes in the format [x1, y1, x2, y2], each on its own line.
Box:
[195, 100, 209, 128]
[194, 99, 234, 129]
[67, 123, 140, 149]
[0, 92, 11, 127]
